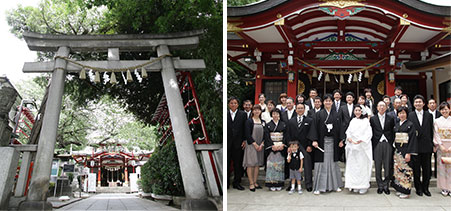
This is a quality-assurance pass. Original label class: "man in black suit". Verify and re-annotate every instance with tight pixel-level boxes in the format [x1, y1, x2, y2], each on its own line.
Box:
[370, 101, 395, 195]
[307, 96, 322, 118]
[338, 92, 356, 162]
[427, 99, 442, 120]
[390, 86, 412, 108]
[243, 100, 253, 119]
[331, 89, 343, 113]
[305, 88, 318, 110]
[427, 98, 441, 178]
[286, 103, 314, 191]
[364, 88, 376, 114]
[387, 98, 402, 123]
[227, 97, 247, 190]
[281, 97, 296, 123]
[409, 95, 434, 197]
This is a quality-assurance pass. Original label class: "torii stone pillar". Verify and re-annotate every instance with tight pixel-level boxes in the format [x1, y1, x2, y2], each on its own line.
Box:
[157, 45, 207, 199]
[20, 47, 69, 210]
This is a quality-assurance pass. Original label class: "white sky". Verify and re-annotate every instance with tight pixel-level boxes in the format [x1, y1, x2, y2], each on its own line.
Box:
[0, 0, 450, 87]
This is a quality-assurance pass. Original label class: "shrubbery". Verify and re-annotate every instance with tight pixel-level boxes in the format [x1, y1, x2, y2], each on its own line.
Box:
[140, 139, 185, 196]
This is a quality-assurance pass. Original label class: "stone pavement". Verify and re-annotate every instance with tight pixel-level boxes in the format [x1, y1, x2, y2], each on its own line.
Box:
[56, 193, 179, 210]
[227, 187, 451, 211]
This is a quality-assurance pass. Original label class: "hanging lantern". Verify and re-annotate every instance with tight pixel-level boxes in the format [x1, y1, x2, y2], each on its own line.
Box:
[339, 74, 344, 84]
[364, 69, 369, 78]
[94, 71, 101, 83]
[79, 67, 86, 80]
[353, 73, 358, 82]
[126, 70, 133, 82]
[141, 68, 148, 78]
[312, 70, 318, 78]
[325, 73, 330, 82]
[110, 72, 117, 84]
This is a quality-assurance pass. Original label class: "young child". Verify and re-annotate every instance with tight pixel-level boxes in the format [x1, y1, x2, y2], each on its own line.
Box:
[287, 140, 304, 194]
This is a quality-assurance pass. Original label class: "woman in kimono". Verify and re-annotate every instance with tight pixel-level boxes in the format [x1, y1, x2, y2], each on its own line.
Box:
[433, 102, 451, 196]
[264, 108, 287, 191]
[243, 104, 267, 191]
[344, 106, 373, 194]
[392, 106, 417, 199]
[308, 94, 344, 195]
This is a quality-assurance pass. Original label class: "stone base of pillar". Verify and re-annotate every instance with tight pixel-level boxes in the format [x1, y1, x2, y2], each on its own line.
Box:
[0, 147, 19, 210]
[181, 199, 217, 211]
[18, 200, 53, 211]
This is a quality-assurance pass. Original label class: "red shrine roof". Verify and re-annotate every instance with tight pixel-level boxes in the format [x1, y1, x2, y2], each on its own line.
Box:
[227, 0, 451, 72]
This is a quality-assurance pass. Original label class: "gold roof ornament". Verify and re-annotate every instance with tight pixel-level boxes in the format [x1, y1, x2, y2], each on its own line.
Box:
[227, 22, 243, 32]
[318, 0, 365, 9]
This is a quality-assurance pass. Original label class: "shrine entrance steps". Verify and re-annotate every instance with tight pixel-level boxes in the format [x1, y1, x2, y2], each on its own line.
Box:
[95, 186, 132, 193]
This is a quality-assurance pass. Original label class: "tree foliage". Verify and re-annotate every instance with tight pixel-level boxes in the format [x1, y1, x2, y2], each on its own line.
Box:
[7, 0, 223, 144]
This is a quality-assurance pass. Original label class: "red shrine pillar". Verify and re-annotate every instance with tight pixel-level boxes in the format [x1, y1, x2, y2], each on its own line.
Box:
[254, 62, 263, 103]
[385, 66, 395, 97]
[124, 167, 129, 186]
[287, 64, 299, 98]
[97, 167, 101, 187]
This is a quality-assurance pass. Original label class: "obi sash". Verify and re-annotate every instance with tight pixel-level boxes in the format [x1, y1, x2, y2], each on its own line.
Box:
[395, 132, 408, 146]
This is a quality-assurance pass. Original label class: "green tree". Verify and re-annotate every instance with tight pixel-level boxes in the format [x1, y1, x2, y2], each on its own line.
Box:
[7, 0, 223, 144]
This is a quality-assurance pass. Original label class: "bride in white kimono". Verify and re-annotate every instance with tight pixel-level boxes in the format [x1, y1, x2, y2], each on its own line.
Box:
[344, 106, 373, 194]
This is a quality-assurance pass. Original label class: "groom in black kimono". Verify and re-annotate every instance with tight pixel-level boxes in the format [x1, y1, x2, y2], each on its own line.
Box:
[408, 95, 434, 197]
[286, 103, 314, 191]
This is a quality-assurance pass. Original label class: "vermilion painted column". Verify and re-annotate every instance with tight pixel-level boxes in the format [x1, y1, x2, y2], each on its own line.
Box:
[385, 67, 395, 96]
[124, 167, 129, 186]
[97, 167, 101, 187]
[287, 67, 298, 98]
[254, 62, 263, 104]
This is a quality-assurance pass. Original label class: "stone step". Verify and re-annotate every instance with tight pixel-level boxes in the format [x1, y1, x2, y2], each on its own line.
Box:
[96, 186, 131, 193]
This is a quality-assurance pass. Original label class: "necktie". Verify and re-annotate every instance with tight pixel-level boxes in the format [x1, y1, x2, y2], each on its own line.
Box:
[298, 116, 303, 127]
[336, 102, 339, 112]
[380, 115, 384, 130]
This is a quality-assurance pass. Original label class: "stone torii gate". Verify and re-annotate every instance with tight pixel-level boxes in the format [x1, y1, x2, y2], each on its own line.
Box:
[18, 31, 209, 210]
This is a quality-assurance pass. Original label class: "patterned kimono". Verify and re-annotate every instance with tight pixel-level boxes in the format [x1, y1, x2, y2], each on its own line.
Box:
[433, 116, 451, 191]
[264, 120, 287, 188]
[392, 120, 417, 194]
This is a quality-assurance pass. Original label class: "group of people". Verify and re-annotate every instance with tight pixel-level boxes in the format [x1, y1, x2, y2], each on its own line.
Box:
[228, 86, 451, 199]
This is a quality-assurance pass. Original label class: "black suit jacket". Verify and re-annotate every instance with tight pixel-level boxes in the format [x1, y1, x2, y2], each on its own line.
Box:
[307, 108, 321, 118]
[227, 109, 247, 150]
[370, 113, 396, 151]
[286, 113, 313, 149]
[305, 98, 315, 110]
[331, 100, 344, 113]
[408, 110, 434, 153]
[387, 110, 400, 124]
[244, 118, 268, 145]
[339, 104, 355, 140]
[281, 109, 296, 123]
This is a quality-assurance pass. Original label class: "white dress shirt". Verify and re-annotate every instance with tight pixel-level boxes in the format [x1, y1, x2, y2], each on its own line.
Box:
[230, 109, 237, 121]
[428, 109, 436, 121]
[245, 110, 251, 118]
[347, 103, 353, 117]
[416, 109, 423, 126]
[378, 113, 388, 142]
[287, 108, 295, 120]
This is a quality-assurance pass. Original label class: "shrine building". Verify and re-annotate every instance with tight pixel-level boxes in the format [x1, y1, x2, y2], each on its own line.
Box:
[227, 0, 451, 103]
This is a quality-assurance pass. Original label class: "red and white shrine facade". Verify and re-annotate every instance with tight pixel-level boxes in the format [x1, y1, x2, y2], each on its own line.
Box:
[227, 0, 451, 103]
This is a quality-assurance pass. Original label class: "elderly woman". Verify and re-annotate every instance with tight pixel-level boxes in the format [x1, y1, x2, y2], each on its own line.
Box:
[243, 105, 268, 191]
[264, 108, 287, 191]
[434, 102, 451, 196]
